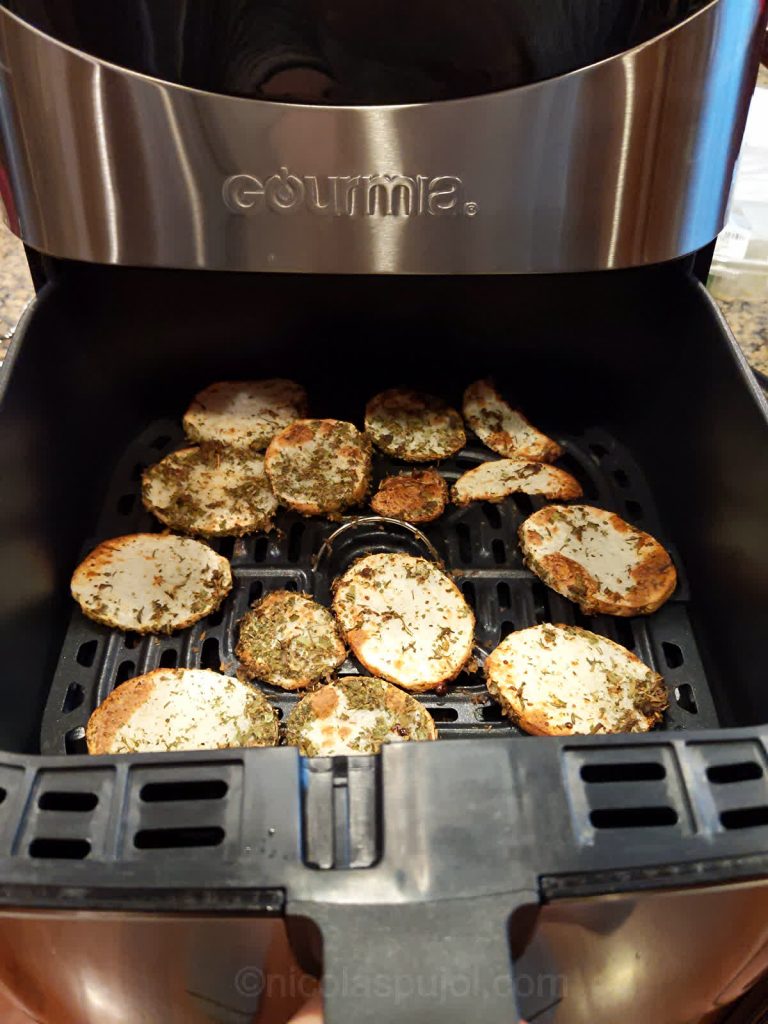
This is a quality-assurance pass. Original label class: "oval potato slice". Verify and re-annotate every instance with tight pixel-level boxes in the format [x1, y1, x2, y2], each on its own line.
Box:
[485, 623, 667, 736]
[365, 389, 466, 461]
[519, 504, 677, 616]
[370, 469, 448, 523]
[71, 533, 232, 634]
[332, 552, 475, 691]
[236, 590, 346, 690]
[285, 676, 437, 756]
[183, 379, 308, 449]
[265, 419, 371, 515]
[462, 379, 561, 462]
[86, 668, 279, 754]
[452, 458, 582, 507]
[142, 446, 278, 537]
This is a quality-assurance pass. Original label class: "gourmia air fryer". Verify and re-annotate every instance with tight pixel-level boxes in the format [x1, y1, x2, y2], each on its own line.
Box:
[0, 2, 766, 1022]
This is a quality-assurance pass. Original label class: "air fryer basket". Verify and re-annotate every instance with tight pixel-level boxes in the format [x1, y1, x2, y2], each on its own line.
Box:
[0, 259, 767, 1023]
[42, 416, 715, 756]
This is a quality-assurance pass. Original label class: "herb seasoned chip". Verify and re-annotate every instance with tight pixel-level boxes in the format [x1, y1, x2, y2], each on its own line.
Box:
[71, 533, 232, 634]
[370, 469, 448, 523]
[142, 446, 278, 537]
[485, 623, 668, 736]
[184, 379, 307, 450]
[463, 380, 561, 462]
[86, 668, 279, 754]
[285, 676, 437, 756]
[265, 419, 371, 515]
[333, 552, 475, 692]
[236, 590, 346, 690]
[452, 457, 581, 507]
[520, 504, 677, 616]
[365, 389, 465, 462]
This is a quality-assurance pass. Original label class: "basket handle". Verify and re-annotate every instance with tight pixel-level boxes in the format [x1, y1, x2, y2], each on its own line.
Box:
[296, 895, 525, 1024]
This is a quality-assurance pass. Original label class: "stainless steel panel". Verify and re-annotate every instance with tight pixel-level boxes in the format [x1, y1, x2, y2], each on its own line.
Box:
[0, 911, 287, 1024]
[0, 0, 762, 274]
[516, 880, 768, 1023]
[0, 880, 766, 1023]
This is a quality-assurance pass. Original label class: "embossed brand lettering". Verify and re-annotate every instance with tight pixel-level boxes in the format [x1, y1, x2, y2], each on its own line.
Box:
[223, 169, 477, 217]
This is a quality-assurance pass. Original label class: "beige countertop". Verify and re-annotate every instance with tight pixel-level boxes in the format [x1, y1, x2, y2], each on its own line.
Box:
[1, 224, 766, 375]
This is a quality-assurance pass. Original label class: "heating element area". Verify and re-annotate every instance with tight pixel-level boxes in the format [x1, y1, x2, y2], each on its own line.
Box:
[41, 417, 718, 755]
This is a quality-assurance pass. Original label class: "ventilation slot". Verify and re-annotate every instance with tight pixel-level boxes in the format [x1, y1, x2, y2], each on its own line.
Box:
[456, 523, 472, 564]
[492, 539, 506, 565]
[207, 606, 225, 627]
[462, 581, 476, 609]
[123, 632, 141, 650]
[625, 499, 643, 519]
[115, 660, 136, 685]
[249, 581, 263, 603]
[218, 538, 235, 560]
[497, 581, 511, 611]
[674, 684, 698, 714]
[288, 521, 305, 563]
[140, 779, 228, 802]
[76, 640, 98, 667]
[581, 762, 665, 784]
[29, 838, 90, 859]
[707, 762, 763, 785]
[428, 707, 459, 723]
[118, 493, 136, 516]
[514, 493, 534, 516]
[662, 642, 684, 668]
[531, 580, 548, 623]
[483, 503, 501, 528]
[613, 617, 635, 651]
[38, 791, 98, 812]
[61, 682, 84, 713]
[134, 826, 225, 850]
[613, 468, 630, 489]
[590, 807, 677, 829]
[65, 728, 87, 754]
[159, 648, 178, 668]
[0, 788, 6, 805]
[500, 621, 515, 640]
[477, 704, 504, 722]
[201, 636, 220, 670]
[253, 536, 269, 563]
[720, 807, 768, 830]
[590, 443, 608, 460]
[284, 579, 298, 592]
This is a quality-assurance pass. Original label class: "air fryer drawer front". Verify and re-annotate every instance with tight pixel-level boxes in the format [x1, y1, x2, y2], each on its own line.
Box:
[0, 0, 764, 274]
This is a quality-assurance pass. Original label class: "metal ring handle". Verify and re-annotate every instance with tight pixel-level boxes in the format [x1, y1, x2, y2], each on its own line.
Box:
[313, 515, 443, 573]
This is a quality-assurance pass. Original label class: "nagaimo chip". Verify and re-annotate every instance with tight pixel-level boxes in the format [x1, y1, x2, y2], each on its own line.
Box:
[285, 676, 437, 756]
[183, 379, 308, 449]
[86, 668, 279, 754]
[333, 552, 475, 691]
[365, 389, 466, 462]
[71, 533, 232, 633]
[485, 623, 667, 736]
[142, 446, 278, 537]
[236, 590, 346, 690]
[519, 504, 677, 616]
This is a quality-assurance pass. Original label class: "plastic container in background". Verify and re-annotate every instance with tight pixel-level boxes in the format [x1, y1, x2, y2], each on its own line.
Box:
[710, 85, 768, 301]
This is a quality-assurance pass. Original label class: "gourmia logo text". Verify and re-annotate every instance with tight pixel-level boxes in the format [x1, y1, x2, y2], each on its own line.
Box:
[223, 169, 478, 217]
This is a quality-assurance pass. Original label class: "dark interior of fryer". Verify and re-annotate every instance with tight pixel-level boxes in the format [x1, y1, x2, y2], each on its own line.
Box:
[1, 258, 766, 754]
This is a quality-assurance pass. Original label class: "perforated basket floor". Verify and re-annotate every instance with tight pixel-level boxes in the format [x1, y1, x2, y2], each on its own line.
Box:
[41, 421, 719, 754]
